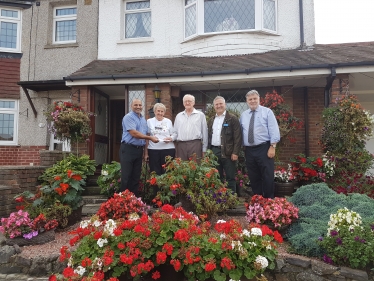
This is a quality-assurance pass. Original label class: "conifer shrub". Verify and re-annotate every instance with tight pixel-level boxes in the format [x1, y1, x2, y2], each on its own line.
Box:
[287, 183, 374, 257]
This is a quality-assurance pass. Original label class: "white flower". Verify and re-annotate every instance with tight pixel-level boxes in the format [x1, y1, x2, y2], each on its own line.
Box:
[74, 266, 86, 276]
[79, 220, 90, 229]
[97, 238, 108, 248]
[67, 257, 73, 267]
[231, 240, 243, 251]
[128, 213, 140, 221]
[104, 219, 117, 236]
[220, 233, 226, 240]
[246, 241, 257, 248]
[242, 229, 251, 237]
[93, 257, 103, 270]
[101, 170, 108, 176]
[217, 219, 226, 223]
[255, 255, 269, 269]
[251, 227, 262, 236]
[93, 220, 102, 227]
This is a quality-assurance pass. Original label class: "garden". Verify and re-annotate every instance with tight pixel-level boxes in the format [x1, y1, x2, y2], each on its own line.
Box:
[1, 94, 374, 281]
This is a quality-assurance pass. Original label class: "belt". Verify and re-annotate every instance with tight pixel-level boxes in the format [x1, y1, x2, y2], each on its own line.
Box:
[247, 141, 269, 148]
[211, 145, 221, 149]
[122, 142, 144, 149]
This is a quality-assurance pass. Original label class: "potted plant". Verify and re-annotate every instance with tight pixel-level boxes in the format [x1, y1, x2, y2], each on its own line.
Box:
[0, 210, 58, 246]
[149, 151, 239, 217]
[52, 200, 281, 281]
[245, 195, 299, 233]
[274, 164, 296, 197]
[289, 153, 324, 185]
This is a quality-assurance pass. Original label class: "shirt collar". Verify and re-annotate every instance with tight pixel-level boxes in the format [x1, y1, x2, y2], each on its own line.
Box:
[215, 110, 226, 118]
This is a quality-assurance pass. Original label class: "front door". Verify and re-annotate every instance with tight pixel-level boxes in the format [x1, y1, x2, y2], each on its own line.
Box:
[110, 99, 126, 162]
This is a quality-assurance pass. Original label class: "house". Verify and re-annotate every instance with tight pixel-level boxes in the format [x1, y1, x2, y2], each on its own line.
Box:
[0, 0, 98, 165]
[2, 0, 374, 166]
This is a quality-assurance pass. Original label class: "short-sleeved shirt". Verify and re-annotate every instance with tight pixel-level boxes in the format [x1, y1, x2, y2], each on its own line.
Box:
[121, 111, 148, 146]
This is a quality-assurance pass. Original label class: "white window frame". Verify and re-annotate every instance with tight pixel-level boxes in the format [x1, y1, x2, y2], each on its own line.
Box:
[52, 5, 77, 44]
[0, 99, 18, 146]
[0, 6, 21, 53]
[123, 0, 151, 39]
[183, 0, 277, 40]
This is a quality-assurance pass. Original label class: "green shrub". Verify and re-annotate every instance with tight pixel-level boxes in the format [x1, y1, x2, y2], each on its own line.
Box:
[39, 154, 96, 184]
[97, 161, 121, 197]
[287, 183, 374, 258]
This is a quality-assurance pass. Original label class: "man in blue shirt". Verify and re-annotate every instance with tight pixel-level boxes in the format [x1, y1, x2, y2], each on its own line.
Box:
[120, 99, 159, 197]
[240, 90, 280, 198]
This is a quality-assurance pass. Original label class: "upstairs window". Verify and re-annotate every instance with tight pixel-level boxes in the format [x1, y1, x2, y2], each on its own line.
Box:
[53, 6, 77, 44]
[0, 7, 21, 52]
[124, 1, 151, 38]
[0, 100, 18, 145]
[184, 0, 277, 39]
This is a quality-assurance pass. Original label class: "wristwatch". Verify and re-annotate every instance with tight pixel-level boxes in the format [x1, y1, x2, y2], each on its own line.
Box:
[271, 144, 276, 148]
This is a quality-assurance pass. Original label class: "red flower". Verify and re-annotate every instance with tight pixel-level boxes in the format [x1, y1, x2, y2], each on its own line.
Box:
[273, 231, 284, 243]
[156, 251, 167, 264]
[152, 271, 161, 280]
[204, 262, 216, 272]
[170, 259, 181, 271]
[162, 243, 173, 255]
[149, 177, 157, 185]
[174, 229, 190, 242]
[62, 267, 75, 278]
[54, 176, 61, 181]
[161, 204, 174, 213]
[15, 197, 23, 203]
[49, 275, 57, 281]
[67, 170, 72, 178]
[71, 174, 82, 181]
[117, 242, 125, 249]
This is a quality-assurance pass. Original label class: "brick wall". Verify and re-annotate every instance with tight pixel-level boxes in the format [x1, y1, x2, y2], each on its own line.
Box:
[0, 146, 47, 166]
[146, 84, 173, 120]
[39, 150, 68, 166]
[0, 57, 21, 99]
[0, 166, 46, 218]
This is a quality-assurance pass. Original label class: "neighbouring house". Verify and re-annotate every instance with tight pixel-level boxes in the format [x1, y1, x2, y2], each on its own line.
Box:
[1, 0, 374, 167]
[0, 0, 98, 166]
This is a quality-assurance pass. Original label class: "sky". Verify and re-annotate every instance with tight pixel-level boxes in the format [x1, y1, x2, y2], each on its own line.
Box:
[314, 0, 374, 44]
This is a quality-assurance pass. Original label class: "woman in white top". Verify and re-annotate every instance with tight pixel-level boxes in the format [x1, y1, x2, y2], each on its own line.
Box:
[145, 103, 176, 175]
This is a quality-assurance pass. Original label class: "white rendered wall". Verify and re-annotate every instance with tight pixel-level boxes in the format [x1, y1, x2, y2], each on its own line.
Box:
[98, 0, 315, 59]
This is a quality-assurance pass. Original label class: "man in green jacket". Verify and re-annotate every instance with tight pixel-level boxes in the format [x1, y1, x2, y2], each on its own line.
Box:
[207, 96, 243, 193]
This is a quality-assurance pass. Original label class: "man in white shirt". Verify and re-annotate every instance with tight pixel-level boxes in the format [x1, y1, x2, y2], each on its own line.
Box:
[207, 96, 242, 193]
[173, 94, 208, 160]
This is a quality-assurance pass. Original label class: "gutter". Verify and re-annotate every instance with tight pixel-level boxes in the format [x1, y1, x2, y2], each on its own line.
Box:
[63, 61, 374, 82]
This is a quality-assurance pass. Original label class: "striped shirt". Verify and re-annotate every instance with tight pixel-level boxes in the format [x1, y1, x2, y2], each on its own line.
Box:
[173, 109, 208, 152]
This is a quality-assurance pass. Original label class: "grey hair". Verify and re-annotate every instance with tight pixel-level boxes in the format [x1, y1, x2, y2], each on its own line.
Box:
[183, 94, 195, 102]
[153, 102, 166, 112]
[213, 96, 225, 104]
[245, 90, 260, 98]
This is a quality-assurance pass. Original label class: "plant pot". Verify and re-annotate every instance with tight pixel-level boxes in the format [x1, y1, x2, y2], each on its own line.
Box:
[298, 180, 314, 187]
[179, 194, 196, 213]
[274, 181, 296, 197]
[5, 230, 55, 246]
[67, 205, 83, 226]
[114, 264, 184, 281]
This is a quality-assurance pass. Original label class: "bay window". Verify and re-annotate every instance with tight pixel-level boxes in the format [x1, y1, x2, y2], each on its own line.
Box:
[0, 100, 18, 145]
[184, 0, 277, 39]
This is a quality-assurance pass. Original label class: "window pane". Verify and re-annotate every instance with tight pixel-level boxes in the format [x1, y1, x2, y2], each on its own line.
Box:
[205, 89, 248, 113]
[204, 0, 255, 33]
[0, 21, 17, 48]
[1, 9, 18, 18]
[263, 0, 275, 30]
[128, 85, 145, 116]
[185, 4, 196, 37]
[0, 101, 15, 108]
[56, 8, 77, 16]
[125, 12, 151, 38]
[126, 1, 150, 10]
[56, 20, 76, 41]
[185, 0, 196, 5]
[0, 113, 14, 141]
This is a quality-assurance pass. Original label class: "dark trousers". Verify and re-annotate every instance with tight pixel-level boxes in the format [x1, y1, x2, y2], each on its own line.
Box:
[119, 143, 144, 197]
[211, 146, 237, 193]
[245, 142, 274, 198]
[148, 148, 176, 175]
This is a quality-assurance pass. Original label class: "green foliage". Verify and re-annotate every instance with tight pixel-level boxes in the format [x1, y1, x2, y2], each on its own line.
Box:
[40, 203, 72, 229]
[97, 161, 121, 197]
[287, 183, 374, 258]
[150, 151, 239, 217]
[321, 95, 374, 154]
[39, 154, 96, 184]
